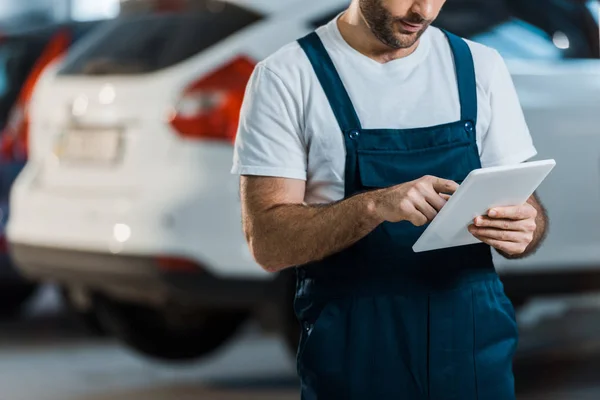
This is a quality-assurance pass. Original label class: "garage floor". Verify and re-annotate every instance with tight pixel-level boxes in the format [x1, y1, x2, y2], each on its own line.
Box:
[2, 287, 600, 400]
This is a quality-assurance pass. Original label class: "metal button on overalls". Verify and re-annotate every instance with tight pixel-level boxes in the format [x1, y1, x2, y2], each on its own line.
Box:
[293, 30, 519, 400]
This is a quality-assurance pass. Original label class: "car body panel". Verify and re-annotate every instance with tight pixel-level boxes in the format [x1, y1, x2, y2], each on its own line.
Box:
[6, 0, 600, 292]
[0, 21, 102, 288]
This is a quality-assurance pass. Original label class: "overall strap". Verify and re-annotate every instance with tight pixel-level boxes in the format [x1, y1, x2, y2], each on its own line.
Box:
[298, 32, 362, 132]
[440, 29, 478, 124]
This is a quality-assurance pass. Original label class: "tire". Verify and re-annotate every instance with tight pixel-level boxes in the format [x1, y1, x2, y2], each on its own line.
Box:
[507, 295, 528, 310]
[281, 270, 301, 356]
[0, 283, 37, 318]
[60, 288, 107, 336]
[94, 295, 249, 362]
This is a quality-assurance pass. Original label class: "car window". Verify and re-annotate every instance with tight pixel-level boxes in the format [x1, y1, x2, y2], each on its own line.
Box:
[436, 0, 599, 59]
[311, 0, 599, 60]
[469, 19, 566, 60]
[58, 2, 262, 76]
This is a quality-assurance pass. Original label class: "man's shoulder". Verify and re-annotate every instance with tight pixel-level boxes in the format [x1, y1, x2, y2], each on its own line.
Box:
[257, 37, 312, 83]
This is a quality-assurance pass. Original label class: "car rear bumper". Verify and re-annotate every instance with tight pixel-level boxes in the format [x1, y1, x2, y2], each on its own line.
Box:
[7, 157, 263, 279]
[10, 243, 276, 308]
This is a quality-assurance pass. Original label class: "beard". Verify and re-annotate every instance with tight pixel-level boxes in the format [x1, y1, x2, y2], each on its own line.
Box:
[359, 0, 432, 49]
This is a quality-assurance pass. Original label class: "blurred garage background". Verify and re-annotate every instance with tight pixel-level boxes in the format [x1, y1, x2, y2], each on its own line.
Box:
[0, 0, 599, 399]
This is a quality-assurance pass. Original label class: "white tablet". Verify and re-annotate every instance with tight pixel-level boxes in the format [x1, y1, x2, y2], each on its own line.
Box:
[412, 159, 556, 253]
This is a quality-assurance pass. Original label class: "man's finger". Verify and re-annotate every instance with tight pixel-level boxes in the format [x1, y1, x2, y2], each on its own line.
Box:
[414, 198, 438, 221]
[422, 187, 447, 211]
[468, 226, 521, 242]
[488, 204, 535, 220]
[430, 177, 459, 195]
[471, 234, 522, 255]
[439, 193, 452, 201]
[403, 203, 428, 227]
[409, 210, 429, 226]
[473, 216, 524, 231]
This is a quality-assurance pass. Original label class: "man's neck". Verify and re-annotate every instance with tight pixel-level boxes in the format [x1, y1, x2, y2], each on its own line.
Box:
[337, 6, 420, 64]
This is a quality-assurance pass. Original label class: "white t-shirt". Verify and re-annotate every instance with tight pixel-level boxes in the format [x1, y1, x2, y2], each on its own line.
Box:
[231, 16, 537, 204]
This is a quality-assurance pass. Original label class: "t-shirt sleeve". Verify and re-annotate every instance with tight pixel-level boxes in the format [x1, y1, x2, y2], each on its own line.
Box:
[231, 64, 307, 180]
[479, 49, 538, 168]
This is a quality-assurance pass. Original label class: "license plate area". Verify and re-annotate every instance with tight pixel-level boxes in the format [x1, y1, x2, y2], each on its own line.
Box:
[55, 128, 123, 165]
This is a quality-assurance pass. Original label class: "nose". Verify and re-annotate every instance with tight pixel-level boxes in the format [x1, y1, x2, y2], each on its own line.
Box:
[410, 0, 437, 20]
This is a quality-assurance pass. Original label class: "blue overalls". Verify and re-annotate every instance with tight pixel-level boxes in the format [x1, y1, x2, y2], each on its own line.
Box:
[294, 30, 519, 400]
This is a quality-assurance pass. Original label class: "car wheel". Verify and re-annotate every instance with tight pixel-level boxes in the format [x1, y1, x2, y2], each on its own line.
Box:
[0, 283, 37, 317]
[281, 270, 300, 356]
[60, 287, 107, 336]
[94, 295, 249, 362]
[507, 295, 528, 310]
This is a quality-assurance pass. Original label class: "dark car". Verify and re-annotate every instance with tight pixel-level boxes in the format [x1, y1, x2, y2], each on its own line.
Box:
[0, 20, 103, 316]
[435, 0, 599, 59]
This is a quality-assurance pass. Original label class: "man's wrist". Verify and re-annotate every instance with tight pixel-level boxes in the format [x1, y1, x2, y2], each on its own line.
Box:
[361, 190, 386, 226]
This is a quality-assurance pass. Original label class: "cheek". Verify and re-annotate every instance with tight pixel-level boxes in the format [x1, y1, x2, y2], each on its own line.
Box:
[382, 0, 412, 16]
[406, 0, 446, 19]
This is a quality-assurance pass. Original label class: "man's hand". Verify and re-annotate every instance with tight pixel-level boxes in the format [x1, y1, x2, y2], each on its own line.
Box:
[468, 202, 538, 256]
[373, 175, 459, 226]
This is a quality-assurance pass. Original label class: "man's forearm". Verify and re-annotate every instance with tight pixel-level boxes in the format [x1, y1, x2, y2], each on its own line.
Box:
[248, 192, 383, 272]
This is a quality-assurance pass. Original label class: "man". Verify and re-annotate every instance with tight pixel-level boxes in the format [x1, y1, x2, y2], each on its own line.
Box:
[232, 0, 548, 398]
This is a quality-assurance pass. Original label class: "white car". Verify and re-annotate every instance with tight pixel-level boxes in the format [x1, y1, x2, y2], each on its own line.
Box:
[7, 0, 600, 361]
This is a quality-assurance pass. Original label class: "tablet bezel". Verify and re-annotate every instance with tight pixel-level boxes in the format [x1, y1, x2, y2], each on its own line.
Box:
[412, 159, 556, 253]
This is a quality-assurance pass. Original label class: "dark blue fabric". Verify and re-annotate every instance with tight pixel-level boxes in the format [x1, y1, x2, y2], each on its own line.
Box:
[298, 32, 362, 133]
[294, 29, 518, 400]
[442, 30, 478, 123]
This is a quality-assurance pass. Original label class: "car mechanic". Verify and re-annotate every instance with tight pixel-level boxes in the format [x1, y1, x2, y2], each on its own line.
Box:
[232, 0, 549, 398]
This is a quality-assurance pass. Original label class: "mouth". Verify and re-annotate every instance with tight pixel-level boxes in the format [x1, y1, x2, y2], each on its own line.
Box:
[398, 20, 424, 33]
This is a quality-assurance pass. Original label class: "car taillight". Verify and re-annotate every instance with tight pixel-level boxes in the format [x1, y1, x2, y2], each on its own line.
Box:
[0, 28, 71, 162]
[168, 55, 256, 143]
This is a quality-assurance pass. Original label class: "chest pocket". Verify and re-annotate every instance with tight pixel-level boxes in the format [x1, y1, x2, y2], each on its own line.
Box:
[357, 143, 475, 188]
[356, 142, 479, 245]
